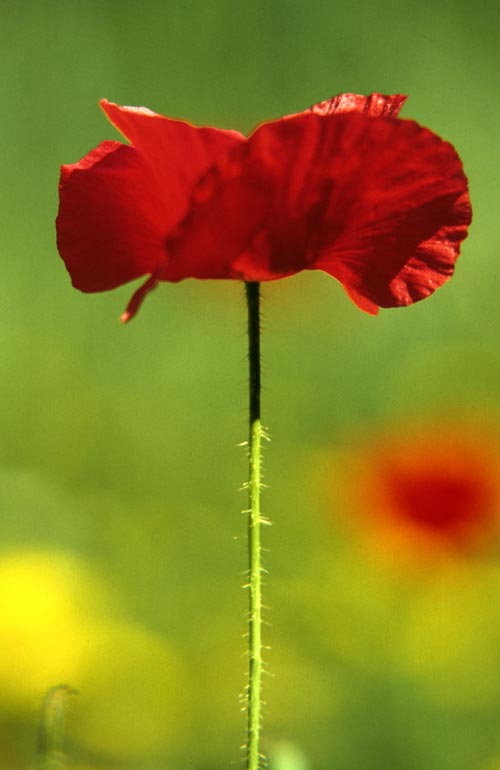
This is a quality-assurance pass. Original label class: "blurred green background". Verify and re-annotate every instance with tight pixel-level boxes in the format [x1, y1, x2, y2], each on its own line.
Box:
[1, 0, 500, 768]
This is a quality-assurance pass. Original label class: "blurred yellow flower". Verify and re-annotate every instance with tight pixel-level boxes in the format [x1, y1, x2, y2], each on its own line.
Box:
[0, 548, 117, 703]
[0, 548, 190, 760]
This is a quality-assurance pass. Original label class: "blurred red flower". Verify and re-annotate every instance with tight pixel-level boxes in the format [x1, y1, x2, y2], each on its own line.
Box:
[339, 423, 500, 556]
[56, 94, 471, 321]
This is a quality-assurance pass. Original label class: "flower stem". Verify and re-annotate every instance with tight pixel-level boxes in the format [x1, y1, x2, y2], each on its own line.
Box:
[36, 684, 76, 770]
[245, 281, 264, 770]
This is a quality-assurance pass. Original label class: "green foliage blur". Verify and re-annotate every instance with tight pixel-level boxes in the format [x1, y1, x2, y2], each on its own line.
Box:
[1, 1, 500, 769]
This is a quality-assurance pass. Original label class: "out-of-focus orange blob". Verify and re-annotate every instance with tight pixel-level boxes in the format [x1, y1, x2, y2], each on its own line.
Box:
[336, 421, 500, 561]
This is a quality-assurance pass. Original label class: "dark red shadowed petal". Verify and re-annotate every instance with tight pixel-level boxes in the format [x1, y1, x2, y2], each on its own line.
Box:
[236, 111, 470, 308]
[100, 100, 245, 237]
[161, 160, 274, 281]
[57, 141, 168, 292]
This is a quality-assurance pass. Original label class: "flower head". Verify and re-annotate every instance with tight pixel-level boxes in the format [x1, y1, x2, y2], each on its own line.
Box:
[338, 423, 500, 558]
[56, 94, 471, 321]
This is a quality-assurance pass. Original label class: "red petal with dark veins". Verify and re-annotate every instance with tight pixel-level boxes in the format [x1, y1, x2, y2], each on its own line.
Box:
[304, 92, 407, 118]
[57, 141, 168, 292]
[277, 93, 406, 126]
[237, 111, 471, 308]
[314, 118, 472, 309]
[376, 190, 472, 307]
[100, 100, 245, 237]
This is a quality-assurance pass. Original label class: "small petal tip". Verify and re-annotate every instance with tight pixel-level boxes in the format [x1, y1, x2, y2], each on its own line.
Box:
[120, 273, 160, 323]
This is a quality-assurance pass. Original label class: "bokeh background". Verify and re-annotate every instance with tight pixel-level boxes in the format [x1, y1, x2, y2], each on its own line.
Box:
[1, 1, 500, 768]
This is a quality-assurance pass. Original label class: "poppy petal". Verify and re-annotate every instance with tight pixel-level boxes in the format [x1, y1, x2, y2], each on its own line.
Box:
[100, 100, 245, 237]
[314, 119, 472, 308]
[240, 111, 470, 307]
[120, 273, 160, 323]
[159, 143, 274, 281]
[305, 92, 407, 118]
[57, 140, 168, 292]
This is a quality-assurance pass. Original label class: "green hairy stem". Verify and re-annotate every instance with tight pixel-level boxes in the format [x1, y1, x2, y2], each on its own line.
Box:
[245, 281, 266, 770]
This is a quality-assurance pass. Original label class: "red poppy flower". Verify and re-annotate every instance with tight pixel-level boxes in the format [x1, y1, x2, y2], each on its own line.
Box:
[336, 423, 500, 557]
[56, 94, 471, 321]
